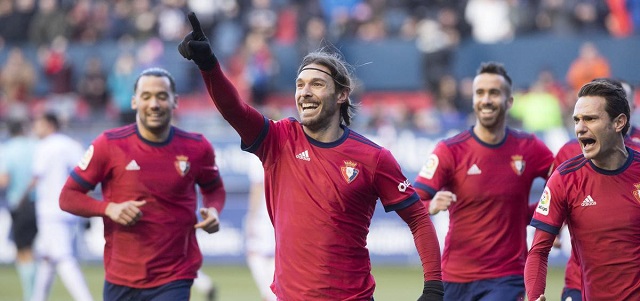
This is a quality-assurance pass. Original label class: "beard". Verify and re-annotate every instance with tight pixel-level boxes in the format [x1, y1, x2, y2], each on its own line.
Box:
[299, 102, 340, 132]
[475, 105, 506, 130]
[139, 112, 171, 133]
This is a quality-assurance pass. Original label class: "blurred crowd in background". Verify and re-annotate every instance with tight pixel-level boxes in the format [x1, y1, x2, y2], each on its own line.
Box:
[0, 0, 639, 140]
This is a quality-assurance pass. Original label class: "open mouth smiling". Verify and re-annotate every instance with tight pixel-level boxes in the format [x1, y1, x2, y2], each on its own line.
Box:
[301, 103, 319, 111]
[579, 137, 596, 148]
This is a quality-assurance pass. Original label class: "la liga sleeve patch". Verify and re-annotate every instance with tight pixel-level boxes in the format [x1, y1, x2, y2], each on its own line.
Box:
[78, 145, 94, 171]
[418, 153, 439, 180]
[536, 186, 551, 216]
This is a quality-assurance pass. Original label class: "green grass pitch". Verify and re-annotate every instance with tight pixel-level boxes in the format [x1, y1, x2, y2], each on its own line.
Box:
[0, 264, 565, 300]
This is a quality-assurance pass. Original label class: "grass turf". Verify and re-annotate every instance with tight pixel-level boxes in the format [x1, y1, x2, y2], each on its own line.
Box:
[0, 264, 565, 300]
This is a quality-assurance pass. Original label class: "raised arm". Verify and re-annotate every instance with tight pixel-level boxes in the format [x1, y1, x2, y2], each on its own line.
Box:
[178, 12, 265, 146]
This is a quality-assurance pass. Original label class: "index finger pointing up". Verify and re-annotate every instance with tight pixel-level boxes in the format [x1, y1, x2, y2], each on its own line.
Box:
[188, 12, 203, 34]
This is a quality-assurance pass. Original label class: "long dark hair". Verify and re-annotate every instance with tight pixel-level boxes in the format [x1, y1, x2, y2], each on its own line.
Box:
[298, 50, 356, 126]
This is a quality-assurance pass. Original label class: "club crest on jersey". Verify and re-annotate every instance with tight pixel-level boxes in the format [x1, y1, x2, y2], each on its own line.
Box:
[175, 155, 190, 177]
[341, 160, 359, 183]
[633, 182, 640, 204]
[510, 155, 525, 176]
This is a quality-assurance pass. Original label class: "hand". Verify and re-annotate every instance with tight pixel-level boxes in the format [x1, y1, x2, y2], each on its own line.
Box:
[535, 294, 546, 301]
[428, 191, 456, 215]
[105, 200, 146, 226]
[178, 12, 218, 70]
[418, 280, 444, 301]
[552, 235, 562, 248]
[195, 207, 220, 234]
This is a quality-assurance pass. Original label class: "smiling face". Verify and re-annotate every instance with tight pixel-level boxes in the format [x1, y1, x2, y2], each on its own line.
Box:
[472, 72, 513, 131]
[294, 63, 346, 133]
[573, 95, 626, 162]
[132, 75, 177, 141]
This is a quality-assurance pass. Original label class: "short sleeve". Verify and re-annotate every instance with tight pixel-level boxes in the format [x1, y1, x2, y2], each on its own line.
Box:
[413, 141, 454, 199]
[530, 171, 568, 235]
[376, 148, 420, 212]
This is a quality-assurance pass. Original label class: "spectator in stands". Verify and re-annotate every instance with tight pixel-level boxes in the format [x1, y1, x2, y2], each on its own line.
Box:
[566, 41, 611, 95]
[243, 31, 277, 106]
[107, 52, 138, 125]
[510, 78, 567, 153]
[38, 36, 77, 123]
[136, 38, 165, 71]
[76, 56, 110, 121]
[244, 0, 278, 39]
[629, 0, 640, 33]
[298, 16, 328, 59]
[66, 0, 91, 42]
[130, 0, 157, 40]
[605, 0, 634, 37]
[415, 8, 461, 106]
[571, 1, 609, 34]
[0, 47, 37, 119]
[534, 0, 576, 35]
[157, 1, 188, 42]
[464, 0, 514, 43]
[0, 0, 35, 44]
[432, 74, 468, 129]
[28, 0, 68, 46]
[107, 0, 135, 41]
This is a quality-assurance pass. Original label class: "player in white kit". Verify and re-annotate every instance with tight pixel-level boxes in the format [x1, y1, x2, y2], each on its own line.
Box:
[30, 112, 93, 301]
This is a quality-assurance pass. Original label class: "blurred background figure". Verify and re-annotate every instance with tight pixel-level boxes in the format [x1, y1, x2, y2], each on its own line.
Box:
[38, 36, 77, 124]
[0, 118, 38, 301]
[76, 56, 110, 122]
[566, 41, 611, 96]
[464, 0, 514, 44]
[29, 112, 93, 301]
[193, 270, 218, 301]
[0, 47, 37, 120]
[107, 52, 138, 125]
[28, 0, 67, 46]
[245, 156, 276, 301]
[510, 69, 568, 154]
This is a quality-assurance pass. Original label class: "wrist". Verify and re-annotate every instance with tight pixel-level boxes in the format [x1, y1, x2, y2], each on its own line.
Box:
[423, 280, 444, 296]
[195, 54, 217, 71]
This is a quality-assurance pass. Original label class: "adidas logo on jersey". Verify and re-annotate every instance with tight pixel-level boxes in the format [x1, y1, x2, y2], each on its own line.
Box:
[581, 195, 596, 207]
[125, 160, 140, 170]
[467, 164, 482, 175]
[296, 150, 310, 161]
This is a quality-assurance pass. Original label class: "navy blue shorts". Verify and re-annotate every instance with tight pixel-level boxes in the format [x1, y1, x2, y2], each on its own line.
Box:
[561, 287, 582, 301]
[444, 275, 524, 301]
[104, 279, 193, 301]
